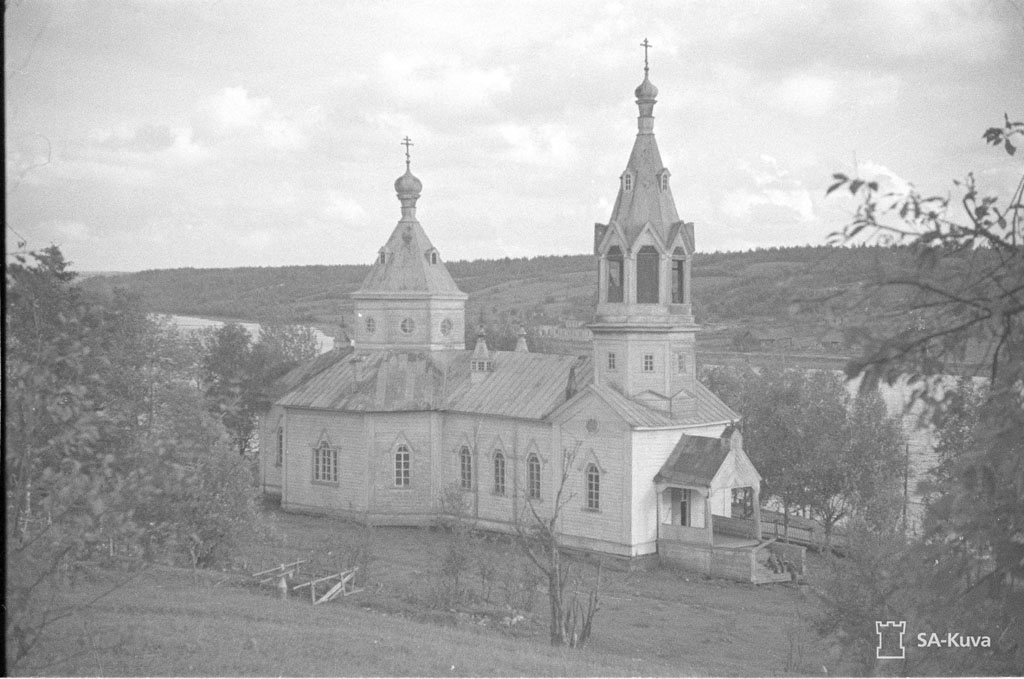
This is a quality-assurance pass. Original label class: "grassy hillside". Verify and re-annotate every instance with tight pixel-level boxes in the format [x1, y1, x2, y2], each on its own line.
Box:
[79, 245, 939, 350]
[20, 505, 834, 677]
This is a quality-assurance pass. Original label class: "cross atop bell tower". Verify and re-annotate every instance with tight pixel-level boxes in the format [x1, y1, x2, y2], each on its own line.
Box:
[641, 37, 652, 74]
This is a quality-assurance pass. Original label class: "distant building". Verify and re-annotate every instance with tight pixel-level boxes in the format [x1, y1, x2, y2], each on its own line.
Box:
[733, 328, 794, 352]
[258, 55, 770, 578]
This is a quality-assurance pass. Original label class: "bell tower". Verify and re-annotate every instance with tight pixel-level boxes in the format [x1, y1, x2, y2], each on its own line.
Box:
[589, 41, 699, 418]
[351, 138, 468, 352]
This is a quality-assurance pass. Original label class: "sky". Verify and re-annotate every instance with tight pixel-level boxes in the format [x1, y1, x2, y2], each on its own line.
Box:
[5, 0, 1023, 272]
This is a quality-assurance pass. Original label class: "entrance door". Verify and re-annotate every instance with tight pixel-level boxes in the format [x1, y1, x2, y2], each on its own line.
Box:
[671, 488, 690, 526]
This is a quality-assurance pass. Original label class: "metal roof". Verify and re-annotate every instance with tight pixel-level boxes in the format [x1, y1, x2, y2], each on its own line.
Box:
[585, 380, 738, 428]
[277, 349, 593, 420]
[654, 432, 730, 487]
[354, 219, 466, 298]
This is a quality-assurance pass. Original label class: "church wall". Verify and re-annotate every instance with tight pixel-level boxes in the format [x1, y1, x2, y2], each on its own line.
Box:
[554, 394, 632, 551]
[365, 411, 436, 519]
[441, 413, 552, 526]
[280, 408, 368, 515]
[258, 405, 285, 497]
[354, 300, 434, 350]
[427, 299, 466, 350]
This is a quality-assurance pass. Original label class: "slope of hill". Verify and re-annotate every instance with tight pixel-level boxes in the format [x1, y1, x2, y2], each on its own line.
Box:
[78, 245, 935, 350]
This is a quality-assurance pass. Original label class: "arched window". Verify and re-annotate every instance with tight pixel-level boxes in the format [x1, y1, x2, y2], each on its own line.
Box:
[606, 246, 624, 303]
[313, 439, 337, 483]
[378, 251, 386, 265]
[636, 246, 660, 303]
[460, 446, 472, 490]
[660, 173, 669, 191]
[493, 451, 506, 495]
[429, 251, 439, 264]
[671, 248, 686, 304]
[623, 173, 632, 191]
[527, 454, 541, 500]
[585, 463, 600, 510]
[275, 426, 284, 467]
[395, 444, 411, 487]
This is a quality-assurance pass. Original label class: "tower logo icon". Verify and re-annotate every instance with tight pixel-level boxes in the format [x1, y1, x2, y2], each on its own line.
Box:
[876, 621, 906, 659]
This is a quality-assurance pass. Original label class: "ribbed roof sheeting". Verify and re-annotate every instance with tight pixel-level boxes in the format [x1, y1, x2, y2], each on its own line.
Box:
[654, 433, 730, 487]
[451, 352, 593, 419]
[277, 350, 594, 420]
[587, 381, 738, 428]
[355, 219, 465, 296]
[260, 347, 352, 406]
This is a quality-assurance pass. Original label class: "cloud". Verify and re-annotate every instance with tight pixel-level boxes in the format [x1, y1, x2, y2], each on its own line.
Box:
[858, 160, 911, 195]
[721, 155, 815, 224]
[322, 192, 368, 222]
[497, 123, 578, 167]
[192, 86, 307, 151]
[771, 74, 838, 117]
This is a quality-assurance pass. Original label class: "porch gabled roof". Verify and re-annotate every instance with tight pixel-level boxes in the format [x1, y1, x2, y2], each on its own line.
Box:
[654, 433, 730, 488]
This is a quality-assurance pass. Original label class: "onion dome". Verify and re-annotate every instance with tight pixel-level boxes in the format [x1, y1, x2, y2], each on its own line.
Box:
[634, 74, 658, 102]
[394, 166, 422, 200]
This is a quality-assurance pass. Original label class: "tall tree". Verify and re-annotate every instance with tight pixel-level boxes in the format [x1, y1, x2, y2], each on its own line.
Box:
[822, 115, 1023, 674]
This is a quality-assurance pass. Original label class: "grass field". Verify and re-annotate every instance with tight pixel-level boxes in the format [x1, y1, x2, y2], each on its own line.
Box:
[13, 505, 841, 677]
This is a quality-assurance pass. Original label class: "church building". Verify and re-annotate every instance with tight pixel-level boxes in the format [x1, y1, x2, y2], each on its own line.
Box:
[259, 52, 772, 575]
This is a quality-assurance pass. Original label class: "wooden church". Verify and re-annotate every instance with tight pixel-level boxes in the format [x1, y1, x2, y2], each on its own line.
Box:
[258, 54, 777, 578]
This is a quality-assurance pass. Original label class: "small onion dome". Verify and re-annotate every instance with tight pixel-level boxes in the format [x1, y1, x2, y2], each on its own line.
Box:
[635, 74, 658, 101]
[394, 167, 422, 198]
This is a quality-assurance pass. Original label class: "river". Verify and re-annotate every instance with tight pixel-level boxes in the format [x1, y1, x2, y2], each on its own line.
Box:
[157, 314, 336, 353]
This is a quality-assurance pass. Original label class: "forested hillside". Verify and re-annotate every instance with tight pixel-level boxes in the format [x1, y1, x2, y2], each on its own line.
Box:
[80, 245, 951, 350]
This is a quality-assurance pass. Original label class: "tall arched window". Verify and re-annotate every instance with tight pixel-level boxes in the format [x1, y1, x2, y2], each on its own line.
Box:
[636, 246, 660, 303]
[527, 454, 541, 500]
[460, 446, 472, 490]
[606, 246, 624, 303]
[395, 444, 410, 487]
[313, 439, 337, 483]
[671, 248, 686, 304]
[493, 451, 506, 496]
[623, 173, 633, 191]
[585, 463, 600, 510]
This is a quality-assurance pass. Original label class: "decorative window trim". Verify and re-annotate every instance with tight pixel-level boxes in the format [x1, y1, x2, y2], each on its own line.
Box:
[312, 438, 338, 484]
[527, 453, 542, 501]
[585, 463, 600, 511]
[459, 445, 473, 490]
[394, 443, 411, 488]
[400, 318, 416, 335]
[427, 249, 439, 265]
[440, 318, 453, 337]
[493, 450, 506, 496]
[643, 353, 655, 372]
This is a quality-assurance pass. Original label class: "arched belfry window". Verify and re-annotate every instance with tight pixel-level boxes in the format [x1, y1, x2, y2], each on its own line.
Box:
[636, 246, 660, 304]
[606, 246, 624, 303]
[427, 250, 439, 265]
[660, 172, 670, 192]
[672, 247, 686, 304]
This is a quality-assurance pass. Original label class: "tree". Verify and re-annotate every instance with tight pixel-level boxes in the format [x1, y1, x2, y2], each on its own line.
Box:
[822, 115, 1024, 674]
[201, 323, 261, 455]
[5, 247, 265, 669]
[701, 366, 904, 542]
[515, 440, 602, 648]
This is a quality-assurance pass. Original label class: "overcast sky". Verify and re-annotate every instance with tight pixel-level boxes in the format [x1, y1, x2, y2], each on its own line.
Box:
[5, 1, 1023, 272]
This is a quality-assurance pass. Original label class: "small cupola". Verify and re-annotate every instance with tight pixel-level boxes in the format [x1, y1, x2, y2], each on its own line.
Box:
[514, 325, 529, 353]
[470, 326, 493, 382]
[395, 136, 423, 221]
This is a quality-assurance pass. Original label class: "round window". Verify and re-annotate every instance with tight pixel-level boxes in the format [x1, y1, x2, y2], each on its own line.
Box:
[365, 317, 376, 334]
[440, 318, 453, 337]
[400, 318, 416, 335]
